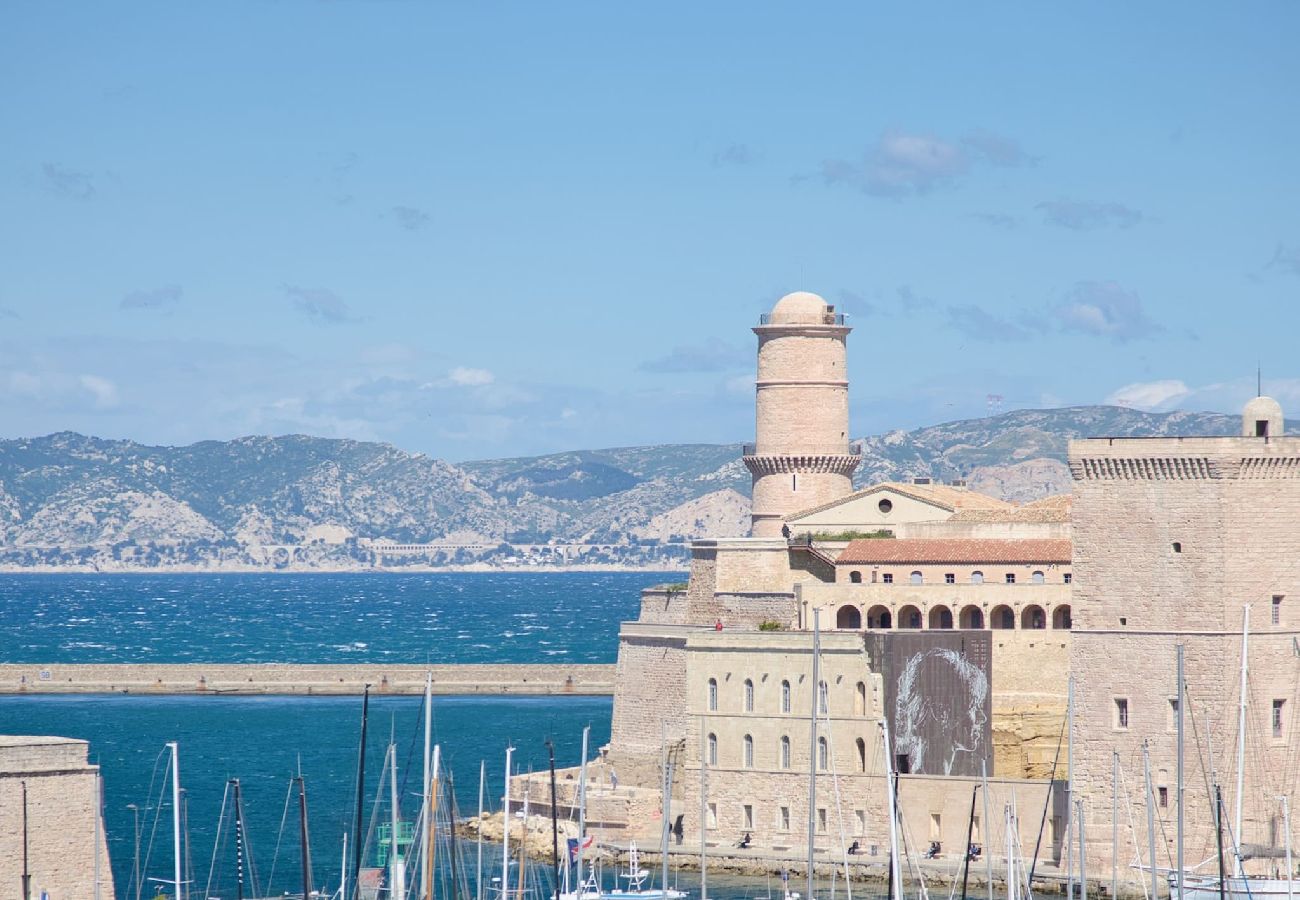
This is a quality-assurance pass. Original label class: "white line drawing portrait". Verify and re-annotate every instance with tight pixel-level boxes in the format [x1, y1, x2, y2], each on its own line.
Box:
[894, 647, 989, 775]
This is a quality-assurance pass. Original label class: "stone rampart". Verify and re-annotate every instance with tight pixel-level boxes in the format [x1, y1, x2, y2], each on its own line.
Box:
[0, 663, 616, 695]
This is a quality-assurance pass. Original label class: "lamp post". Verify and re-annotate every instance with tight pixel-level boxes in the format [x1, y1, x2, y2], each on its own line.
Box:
[127, 803, 142, 900]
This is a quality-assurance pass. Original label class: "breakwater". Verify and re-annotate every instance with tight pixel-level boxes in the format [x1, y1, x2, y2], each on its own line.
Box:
[0, 662, 616, 695]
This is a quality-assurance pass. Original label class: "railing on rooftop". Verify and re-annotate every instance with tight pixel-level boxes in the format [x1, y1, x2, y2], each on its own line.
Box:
[758, 312, 847, 326]
[742, 442, 863, 456]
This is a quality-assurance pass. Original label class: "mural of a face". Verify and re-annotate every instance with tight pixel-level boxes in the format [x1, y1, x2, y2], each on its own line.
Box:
[894, 647, 989, 775]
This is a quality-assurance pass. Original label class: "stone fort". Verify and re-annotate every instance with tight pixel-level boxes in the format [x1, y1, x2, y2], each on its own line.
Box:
[559, 290, 1300, 889]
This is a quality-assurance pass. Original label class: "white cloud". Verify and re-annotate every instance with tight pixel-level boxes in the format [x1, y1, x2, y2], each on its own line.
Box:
[448, 366, 495, 387]
[79, 374, 119, 408]
[1105, 380, 1190, 410]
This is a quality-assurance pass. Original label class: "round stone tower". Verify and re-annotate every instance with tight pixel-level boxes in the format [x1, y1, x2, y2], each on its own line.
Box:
[743, 291, 860, 537]
[1243, 395, 1284, 437]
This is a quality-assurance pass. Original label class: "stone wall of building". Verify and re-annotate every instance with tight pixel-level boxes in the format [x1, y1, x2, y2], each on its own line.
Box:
[1070, 433, 1300, 877]
[0, 737, 114, 899]
[608, 624, 694, 788]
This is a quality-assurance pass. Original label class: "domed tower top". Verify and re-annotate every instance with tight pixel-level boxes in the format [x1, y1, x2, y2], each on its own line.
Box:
[1243, 395, 1284, 437]
[765, 291, 837, 325]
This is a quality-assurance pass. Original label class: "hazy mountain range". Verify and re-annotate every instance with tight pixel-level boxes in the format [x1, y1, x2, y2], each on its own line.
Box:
[0, 406, 1248, 569]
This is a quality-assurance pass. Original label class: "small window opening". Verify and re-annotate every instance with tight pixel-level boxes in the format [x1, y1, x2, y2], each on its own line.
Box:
[910, 571, 923, 585]
[1115, 698, 1129, 729]
[1158, 787, 1168, 808]
[1032, 570, 1045, 584]
[1257, 420, 1270, 438]
[1274, 596, 1284, 626]
[945, 573, 955, 584]
[778, 806, 790, 830]
[1005, 573, 1016, 584]
[850, 570, 862, 584]
[817, 808, 828, 833]
[971, 571, 984, 584]
[878, 498, 893, 514]
[1064, 573, 1072, 584]
[792, 474, 797, 492]
[743, 804, 754, 829]
[1172, 542, 1182, 554]
[896, 753, 912, 774]
[882, 573, 893, 584]
[1120, 617, 1127, 626]
[781, 680, 791, 713]
[1274, 699, 1286, 738]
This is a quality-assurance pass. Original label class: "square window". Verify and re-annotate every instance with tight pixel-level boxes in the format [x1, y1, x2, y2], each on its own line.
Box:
[945, 573, 956, 584]
[882, 574, 893, 584]
[1064, 573, 1073, 584]
[1115, 698, 1129, 729]
[1005, 573, 1016, 584]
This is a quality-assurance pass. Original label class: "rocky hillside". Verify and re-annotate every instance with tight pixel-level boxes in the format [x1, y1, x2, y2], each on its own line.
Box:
[0, 406, 1249, 569]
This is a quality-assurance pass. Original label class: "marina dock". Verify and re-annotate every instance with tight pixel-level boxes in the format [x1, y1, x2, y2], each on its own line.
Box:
[0, 662, 617, 696]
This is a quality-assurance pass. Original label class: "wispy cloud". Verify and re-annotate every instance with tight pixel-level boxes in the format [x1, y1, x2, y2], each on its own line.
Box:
[391, 205, 431, 231]
[1104, 379, 1191, 410]
[0, 307, 17, 320]
[42, 163, 96, 200]
[640, 337, 749, 374]
[896, 285, 937, 315]
[448, 366, 494, 387]
[817, 129, 1030, 198]
[1266, 244, 1300, 277]
[836, 290, 876, 318]
[1037, 199, 1144, 230]
[712, 143, 759, 167]
[283, 284, 356, 324]
[945, 304, 1033, 341]
[120, 285, 183, 311]
[1054, 281, 1160, 341]
[970, 212, 1020, 230]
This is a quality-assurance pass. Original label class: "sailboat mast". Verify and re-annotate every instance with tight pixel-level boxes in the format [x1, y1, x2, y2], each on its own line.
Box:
[478, 760, 486, 900]
[548, 740, 561, 900]
[1177, 644, 1186, 900]
[1283, 796, 1294, 900]
[661, 725, 674, 900]
[1144, 741, 1158, 900]
[1234, 606, 1251, 877]
[391, 742, 406, 899]
[169, 741, 183, 900]
[353, 686, 370, 900]
[233, 779, 246, 900]
[427, 745, 441, 900]
[578, 726, 590, 897]
[700, 715, 708, 900]
[503, 747, 515, 900]
[1066, 677, 1074, 900]
[297, 775, 314, 900]
[982, 759, 992, 900]
[881, 717, 902, 900]
[424, 672, 433, 900]
[808, 608, 822, 900]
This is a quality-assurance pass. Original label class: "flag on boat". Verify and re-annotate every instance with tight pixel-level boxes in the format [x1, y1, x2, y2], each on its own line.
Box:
[568, 835, 594, 861]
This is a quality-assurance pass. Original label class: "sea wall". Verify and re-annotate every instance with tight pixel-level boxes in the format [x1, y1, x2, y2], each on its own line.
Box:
[0, 663, 616, 695]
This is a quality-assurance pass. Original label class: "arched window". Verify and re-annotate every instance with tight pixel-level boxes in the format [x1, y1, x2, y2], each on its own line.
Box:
[971, 571, 984, 584]
[1053, 605, 1073, 630]
[818, 680, 828, 715]
[856, 737, 867, 773]
[991, 605, 1015, 630]
[818, 736, 829, 770]
[837, 604, 862, 629]
[928, 606, 954, 629]
[960, 605, 984, 629]
[780, 735, 791, 769]
[867, 605, 892, 629]
[898, 605, 922, 629]
[781, 679, 791, 713]
[854, 681, 867, 716]
[743, 734, 754, 768]
[744, 678, 754, 712]
[910, 571, 923, 585]
[1032, 570, 1045, 584]
[707, 678, 718, 711]
[707, 733, 717, 766]
[850, 570, 863, 584]
[1022, 605, 1046, 630]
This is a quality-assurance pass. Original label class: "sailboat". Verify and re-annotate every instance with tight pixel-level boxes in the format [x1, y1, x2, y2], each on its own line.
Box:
[1169, 607, 1297, 900]
[598, 842, 685, 900]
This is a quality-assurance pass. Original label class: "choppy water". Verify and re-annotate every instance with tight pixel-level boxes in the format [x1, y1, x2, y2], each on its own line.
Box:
[0, 572, 671, 663]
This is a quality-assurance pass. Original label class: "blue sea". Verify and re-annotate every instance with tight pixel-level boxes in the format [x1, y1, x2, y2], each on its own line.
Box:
[0, 573, 663, 896]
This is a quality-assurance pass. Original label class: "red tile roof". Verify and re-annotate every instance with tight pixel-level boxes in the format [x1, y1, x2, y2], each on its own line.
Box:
[835, 537, 1072, 565]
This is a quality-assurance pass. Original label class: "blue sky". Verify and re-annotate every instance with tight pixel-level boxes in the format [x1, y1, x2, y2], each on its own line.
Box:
[2, 2, 1298, 461]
